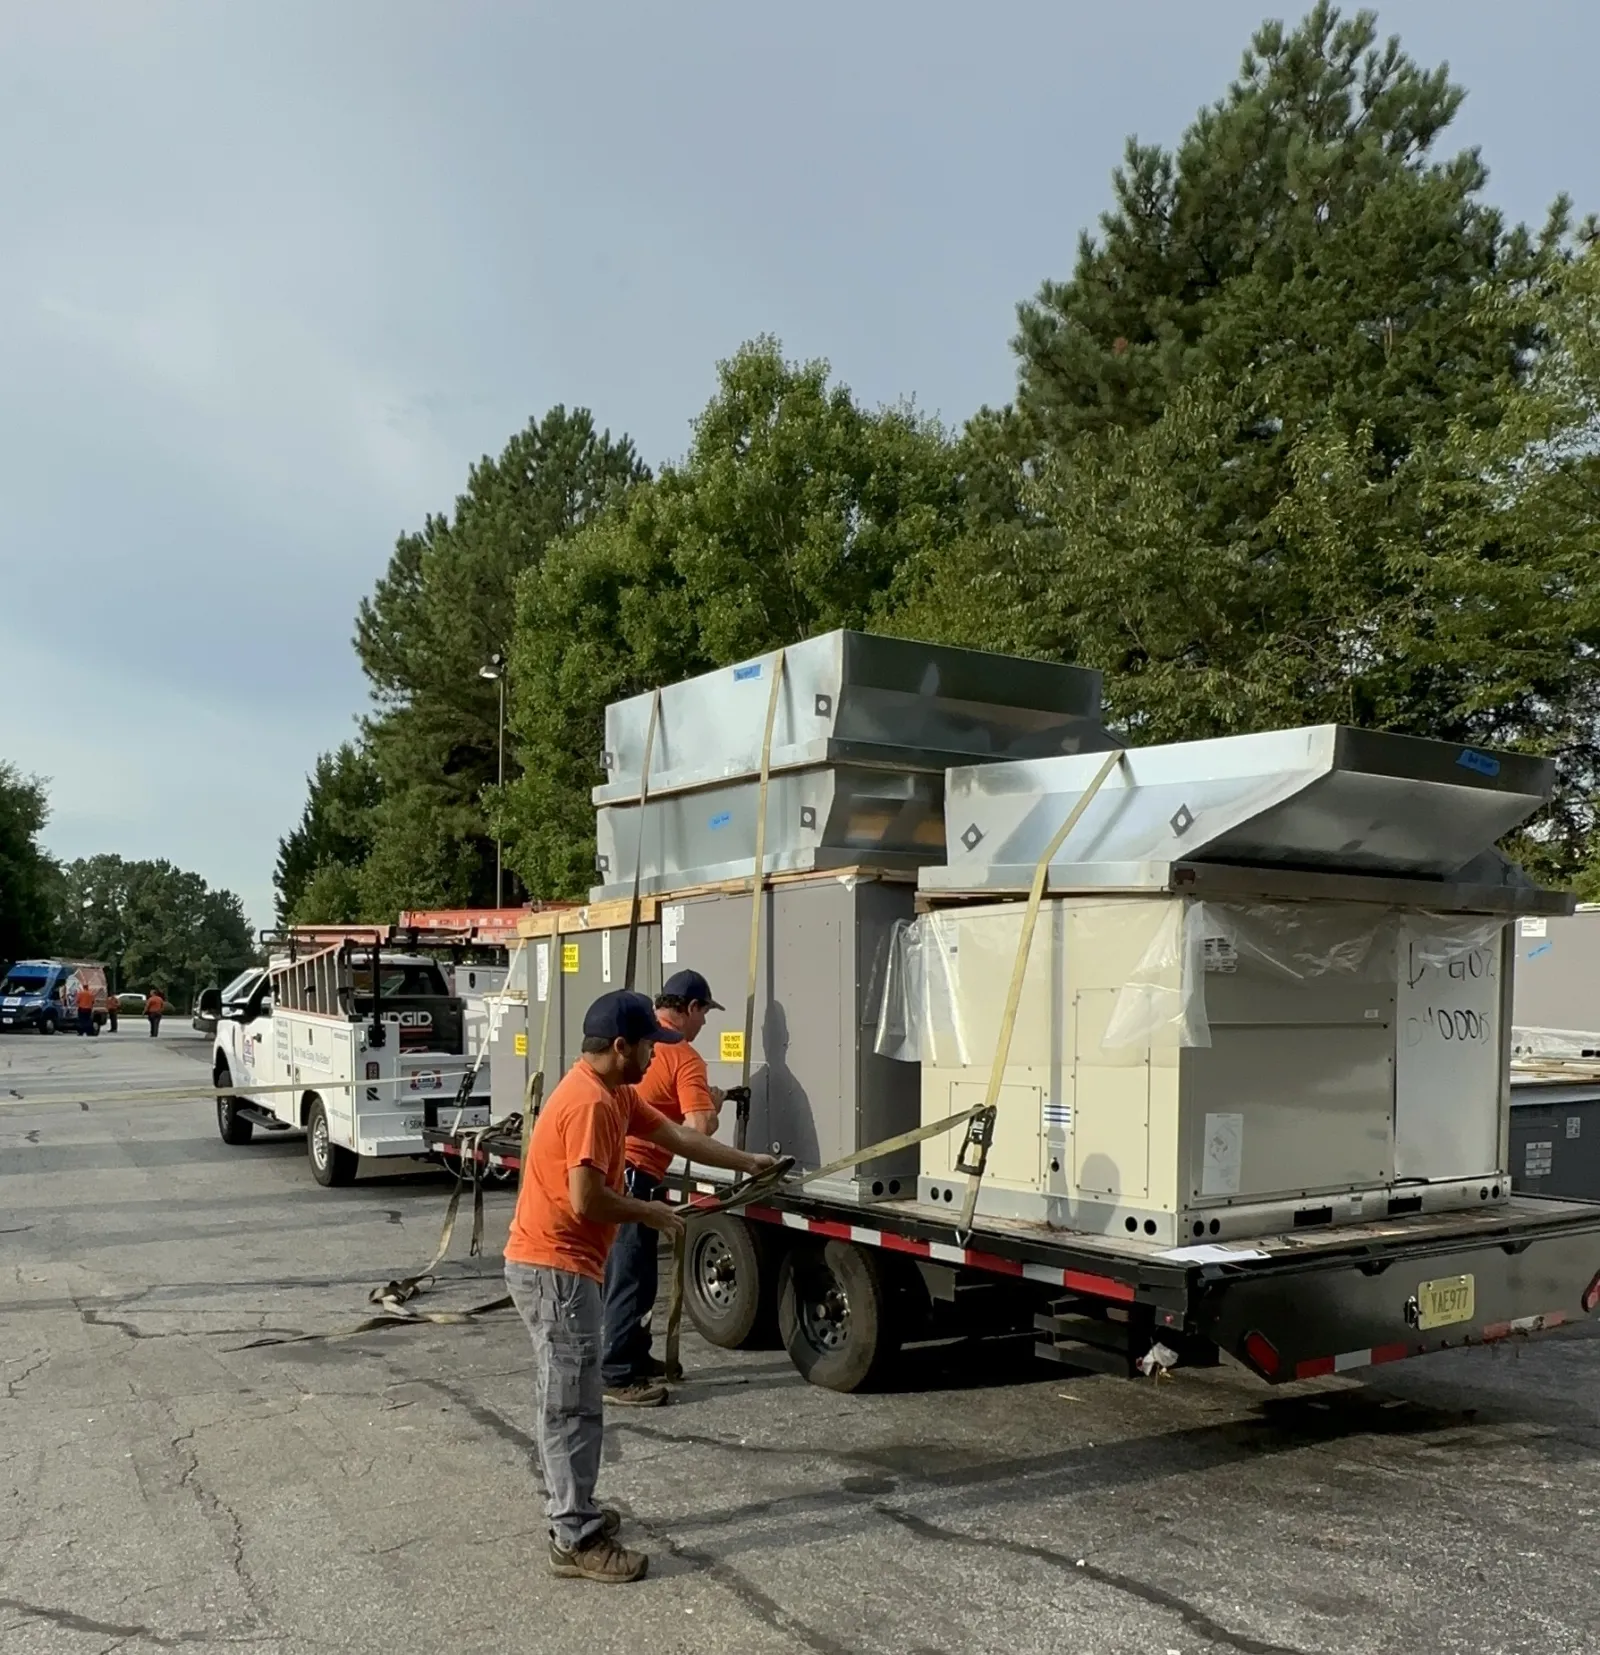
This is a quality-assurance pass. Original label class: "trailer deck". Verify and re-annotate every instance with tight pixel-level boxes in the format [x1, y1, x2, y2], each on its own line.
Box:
[427, 1120, 1600, 1388]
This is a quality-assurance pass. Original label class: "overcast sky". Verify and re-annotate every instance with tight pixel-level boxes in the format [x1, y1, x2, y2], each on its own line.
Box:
[2, 1, 1593, 929]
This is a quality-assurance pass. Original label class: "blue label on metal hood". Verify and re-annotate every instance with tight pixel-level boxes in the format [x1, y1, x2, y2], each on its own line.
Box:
[732, 662, 762, 681]
[1457, 747, 1500, 777]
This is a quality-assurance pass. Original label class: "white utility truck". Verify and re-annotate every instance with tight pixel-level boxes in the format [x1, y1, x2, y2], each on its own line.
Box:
[206, 930, 490, 1186]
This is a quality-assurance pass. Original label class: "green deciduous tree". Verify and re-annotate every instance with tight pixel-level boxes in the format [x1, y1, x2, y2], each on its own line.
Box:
[0, 762, 55, 965]
[501, 337, 965, 896]
[52, 855, 256, 1006]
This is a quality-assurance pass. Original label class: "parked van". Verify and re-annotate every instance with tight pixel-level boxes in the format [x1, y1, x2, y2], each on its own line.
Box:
[0, 960, 109, 1034]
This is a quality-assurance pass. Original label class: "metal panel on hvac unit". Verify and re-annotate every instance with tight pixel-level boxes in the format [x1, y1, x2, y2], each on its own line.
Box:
[1511, 907, 1600, 1040]
[593, 767, 945, 901]
[594, 630, 1108, 806]
[924, 725, 1559, 902]
[663, 875, 918, 1202]
[1510, 1082, 1600, 1200]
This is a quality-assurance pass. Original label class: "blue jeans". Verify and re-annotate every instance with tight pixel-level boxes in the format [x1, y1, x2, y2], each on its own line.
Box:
[601, 1166, 664, 1386]
[76, 1009, 93, 1036]
[505, 1261, 605, 1553]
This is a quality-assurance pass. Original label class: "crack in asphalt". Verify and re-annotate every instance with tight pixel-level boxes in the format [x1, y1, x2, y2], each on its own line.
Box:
[409, 1377, 862, 1654]
[3, 1352, 49, 1399]
[875, 1506, 1319, 1655]
[0, 1596, 243, 1646]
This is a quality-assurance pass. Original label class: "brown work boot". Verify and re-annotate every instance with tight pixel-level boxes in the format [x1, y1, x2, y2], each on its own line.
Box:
[603, 1380, 668, 1407]
[549, 1532, 648, 1583]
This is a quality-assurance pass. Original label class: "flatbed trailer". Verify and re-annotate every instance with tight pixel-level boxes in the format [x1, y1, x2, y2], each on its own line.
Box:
[426, 1120, 1600, 1393]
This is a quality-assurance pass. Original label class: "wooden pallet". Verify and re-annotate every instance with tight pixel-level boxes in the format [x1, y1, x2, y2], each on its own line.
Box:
[514, 865, 917, 937]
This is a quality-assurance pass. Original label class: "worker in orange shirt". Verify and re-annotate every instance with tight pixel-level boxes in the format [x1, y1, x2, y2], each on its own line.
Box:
[75, 979, 96, 1037]
[106, 991, 120, 1034]
[146, 989, 166, 1037]
[601, 969, 728, 1406]
[504, 988, 773, 1585]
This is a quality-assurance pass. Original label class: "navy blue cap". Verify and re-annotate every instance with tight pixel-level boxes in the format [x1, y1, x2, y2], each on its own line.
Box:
[661, 969, 723, 1010]
[582, 989, 683, 1045]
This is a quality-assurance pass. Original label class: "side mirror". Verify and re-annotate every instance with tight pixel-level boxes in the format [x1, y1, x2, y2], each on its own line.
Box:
[198, 988, 222, 1016]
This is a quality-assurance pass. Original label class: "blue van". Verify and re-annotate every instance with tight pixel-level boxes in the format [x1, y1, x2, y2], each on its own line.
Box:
[0, 959, 108, 1034]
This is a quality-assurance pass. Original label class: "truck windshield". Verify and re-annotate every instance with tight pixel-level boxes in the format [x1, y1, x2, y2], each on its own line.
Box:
[350, 965, 447, 999]
[1, 972, 49, 995]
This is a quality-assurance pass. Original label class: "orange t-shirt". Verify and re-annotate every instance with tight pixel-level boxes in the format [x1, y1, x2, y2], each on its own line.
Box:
[627, 1041, 716, 1180]
[504, 1061, 667, 1282]
[75, 987, 95, 1011]
[146, 994, 166, 1014]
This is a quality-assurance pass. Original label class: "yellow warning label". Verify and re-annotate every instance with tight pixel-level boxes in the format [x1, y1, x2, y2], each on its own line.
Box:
[562, 943, 580, 974]
[514, 1032, 527, 1057]
[719, 1030, 745, 1063]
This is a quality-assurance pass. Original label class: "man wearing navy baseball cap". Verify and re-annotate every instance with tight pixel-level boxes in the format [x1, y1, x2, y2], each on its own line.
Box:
[504, 987, 774, 1584]
[601, 969, 727, 1405]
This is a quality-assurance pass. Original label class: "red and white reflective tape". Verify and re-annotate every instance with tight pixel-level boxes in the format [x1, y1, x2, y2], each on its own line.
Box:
[722, 1199, 1137, 1305]
[1293, 1310, 1571, 1381]
[1294, 1343, 1411, 1380]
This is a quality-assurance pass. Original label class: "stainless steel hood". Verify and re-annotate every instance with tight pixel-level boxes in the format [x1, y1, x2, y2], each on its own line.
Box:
[593, 630, 1111, 805]
[920, 725, 1562, 909]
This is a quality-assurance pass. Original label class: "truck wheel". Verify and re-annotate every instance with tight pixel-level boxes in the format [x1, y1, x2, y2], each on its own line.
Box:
[306, 1098, 358, 1187]
[778, 1240, 902, 1393]
[214, 1063, 254, 1145]
[39, 1012, 57, 1036]
[685, 1214, 780, 1350]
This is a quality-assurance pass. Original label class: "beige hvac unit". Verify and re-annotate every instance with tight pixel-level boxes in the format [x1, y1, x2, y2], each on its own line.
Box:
[899, 725, 1566, 1246]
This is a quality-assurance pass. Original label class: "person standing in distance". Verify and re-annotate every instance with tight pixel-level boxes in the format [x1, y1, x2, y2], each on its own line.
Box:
[146, 989, 166, 1037]
[75, 979, 96, 1037]
[106, 991, 120, 1034]
[601, 969, 727, 1405]
[504, 988, 775, 1585]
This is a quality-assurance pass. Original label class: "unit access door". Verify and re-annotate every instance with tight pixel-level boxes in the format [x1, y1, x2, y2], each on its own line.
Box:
[1393, 923, 1506, 1181]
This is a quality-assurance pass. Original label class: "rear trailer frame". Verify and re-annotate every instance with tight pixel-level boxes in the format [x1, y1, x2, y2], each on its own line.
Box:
[426, 1122, 1600, 1392]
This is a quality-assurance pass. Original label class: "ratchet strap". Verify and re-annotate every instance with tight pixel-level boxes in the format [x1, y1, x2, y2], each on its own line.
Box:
[958, 748, 1125, 1235]
[232, 1099, 994, 1352]
[622, 689, 661, 993]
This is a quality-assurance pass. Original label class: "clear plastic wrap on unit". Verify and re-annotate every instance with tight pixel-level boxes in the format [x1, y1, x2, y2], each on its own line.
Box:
[874, 897, 1512, 1063]
[1101, 902, 1510, 1051]
[873, 911, 972, 1065]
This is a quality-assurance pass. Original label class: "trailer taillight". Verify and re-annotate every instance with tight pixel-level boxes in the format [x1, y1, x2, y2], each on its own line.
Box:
[1583, 1270, 1600, 1315]
[1243, 1330, 1280, 1377]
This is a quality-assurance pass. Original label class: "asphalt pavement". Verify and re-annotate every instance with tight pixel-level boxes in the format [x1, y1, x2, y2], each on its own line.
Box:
[3, 1030, 1600, 1655]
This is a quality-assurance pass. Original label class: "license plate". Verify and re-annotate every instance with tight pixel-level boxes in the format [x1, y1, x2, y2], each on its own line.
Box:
[1, 1017, 11, 1025]
[1417, 1274, 1475, 1330]
[403, 1115, 423, 1131]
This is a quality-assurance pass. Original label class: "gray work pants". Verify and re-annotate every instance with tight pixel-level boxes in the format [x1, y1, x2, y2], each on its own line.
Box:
[505, 1260, 605, 1553]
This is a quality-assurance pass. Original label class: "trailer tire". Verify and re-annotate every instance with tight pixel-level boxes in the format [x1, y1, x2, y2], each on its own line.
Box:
[214, 1063, 254, 1146]
[685, 1213, 780, 1350]
[306, 1097, 358, 1187]
[778, 1239, 902, 1393]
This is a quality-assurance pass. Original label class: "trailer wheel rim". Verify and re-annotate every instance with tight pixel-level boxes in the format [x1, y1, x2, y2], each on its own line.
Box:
[311, 1111, 329, 1168]
[692, 1231, 740, 1313]
[797, 1266, 850, 1354]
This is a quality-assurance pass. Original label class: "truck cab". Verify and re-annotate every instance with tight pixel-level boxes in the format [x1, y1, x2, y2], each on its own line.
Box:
[209, 933, 489, 1185]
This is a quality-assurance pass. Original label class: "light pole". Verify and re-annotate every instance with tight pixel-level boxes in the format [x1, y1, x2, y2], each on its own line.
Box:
[479, 653, 506, 908]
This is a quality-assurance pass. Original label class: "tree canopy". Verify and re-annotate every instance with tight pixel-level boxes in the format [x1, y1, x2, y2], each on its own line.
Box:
[275, 4, 1600, 912]
[0, 762, 54, 965]
[496, 338, 966, 896]
[51, 854, 256, 1006]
